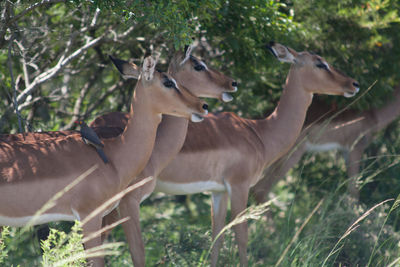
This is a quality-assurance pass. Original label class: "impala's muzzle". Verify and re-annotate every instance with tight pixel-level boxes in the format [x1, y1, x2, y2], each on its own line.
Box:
[191, 103, 208, 123]
[344, 81, 360, 98]
[232, 81, 238, 92]
[221, 81, 238, 103]
[222, 92, 234, 102]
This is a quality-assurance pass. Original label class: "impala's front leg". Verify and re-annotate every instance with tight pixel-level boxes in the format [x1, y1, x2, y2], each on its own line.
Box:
[230, 184, 249, 267]
[102, 208, 119, 242]
[118, 190, 147, 267]
[82, 214, 104, 267]
[210, 191, 228, 267]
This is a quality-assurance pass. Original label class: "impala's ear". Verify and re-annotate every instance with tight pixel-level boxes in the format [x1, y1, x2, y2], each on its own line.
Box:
[142, 56, 156, 81]
[180, 44, 194, 66]
[109, 55, 140, 79]
[266, 42, 298, 64]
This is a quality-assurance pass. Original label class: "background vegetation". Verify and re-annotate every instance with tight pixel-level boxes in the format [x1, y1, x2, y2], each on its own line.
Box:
[1, 0, 400, 266]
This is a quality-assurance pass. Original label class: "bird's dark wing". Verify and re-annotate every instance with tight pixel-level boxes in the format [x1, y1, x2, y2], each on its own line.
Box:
[80, 125, 104, 147]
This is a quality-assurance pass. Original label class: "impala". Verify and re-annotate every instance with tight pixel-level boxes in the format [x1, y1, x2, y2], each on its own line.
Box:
[94, 46, 237, 267]
[0, 55, 208, 266]
[90, 42, 359, 266]
[1, 46, 237, 267]
[252, 84, 400, 203]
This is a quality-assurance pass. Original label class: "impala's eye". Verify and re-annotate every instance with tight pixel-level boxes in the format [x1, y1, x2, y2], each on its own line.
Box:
[194, 64, 205, 71]
[164, 80, 175, 88]
[316, 62, 329, 70]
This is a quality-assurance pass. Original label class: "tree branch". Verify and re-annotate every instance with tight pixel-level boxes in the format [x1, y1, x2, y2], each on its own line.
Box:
[85, 81, 124, 116]
[7, 34, 24, 133]
[14, 40, 31, 88]
[15, 32, 107, 106]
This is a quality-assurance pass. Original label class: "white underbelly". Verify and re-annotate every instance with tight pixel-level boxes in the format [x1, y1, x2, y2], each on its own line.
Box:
[154, 180, 226, 195]
[0, 214, 76, 227]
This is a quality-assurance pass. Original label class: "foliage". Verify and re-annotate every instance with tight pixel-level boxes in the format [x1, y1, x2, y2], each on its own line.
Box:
[1, 0, 400, 266]
[90, 0, 222, 49]
[0, 0, 294, 134]
[0, 227, 10, 265]
[290, 0, 400, 110]
[41, 221, 86, 267]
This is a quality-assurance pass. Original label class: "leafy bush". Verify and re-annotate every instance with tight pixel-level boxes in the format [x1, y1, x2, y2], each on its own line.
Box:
[0, 227, 10, 265]
[41, 221, 86, 267]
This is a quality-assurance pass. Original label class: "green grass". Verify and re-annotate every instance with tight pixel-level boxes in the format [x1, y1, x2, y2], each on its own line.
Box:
[2, 154, 400, 266]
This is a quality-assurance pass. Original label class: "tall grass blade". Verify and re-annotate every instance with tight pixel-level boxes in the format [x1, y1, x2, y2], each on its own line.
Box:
[367, 194, 400, 266]
[81, 176, 153, 227]
[274, 198, 324, 267]
[322, 198, 393, 267]
[200, 199, 273, 267]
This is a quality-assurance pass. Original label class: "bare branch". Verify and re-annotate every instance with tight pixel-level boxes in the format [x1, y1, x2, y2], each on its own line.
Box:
[16, 32, 107, 106]
[60, 79, 93, 131]
[18, 96, 43, 110]
[7, 34, 24, 133]
[90, 8, 101, 28]
[14, 39, 30, 88]
[117, 25, 135, 39]
[0, 1, 12, 49]
[85, 81, 124, 116]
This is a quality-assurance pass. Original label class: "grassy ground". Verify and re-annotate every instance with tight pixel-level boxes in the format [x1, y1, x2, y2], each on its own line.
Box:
[2, 151, 400, 266]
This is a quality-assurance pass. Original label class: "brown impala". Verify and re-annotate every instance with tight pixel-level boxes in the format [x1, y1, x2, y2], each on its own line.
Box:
[0, 45, 237, 267]
[90, 42, 359, 266]
[93, 45, 237, 266]
[252, 84, 400, 203]
[0, 55, 208, 267]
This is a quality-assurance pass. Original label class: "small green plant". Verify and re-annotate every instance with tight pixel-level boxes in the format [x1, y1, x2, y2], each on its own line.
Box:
[0, 226, 10, 264]
[41, 221, 86, 267]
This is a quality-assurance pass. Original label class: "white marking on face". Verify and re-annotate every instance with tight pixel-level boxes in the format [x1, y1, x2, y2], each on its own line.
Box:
[191, 114, 204, 122]
[222, 93, 233, 102]
[344, 92, 356, 98]
[321, 61, 330, 71]
[0, 214, 75, 227]
[305, 141, 344, 152]
[154, 180, 226, 195]
[170, 77, 179, 89]
[199, 61, 208, 70]
[344, 87, 359, 98]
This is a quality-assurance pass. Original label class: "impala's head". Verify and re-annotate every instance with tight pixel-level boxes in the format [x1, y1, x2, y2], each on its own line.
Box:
[110, 55, 208, 122]
[168, 44, 238, 102]
[267, 42, 359, 98]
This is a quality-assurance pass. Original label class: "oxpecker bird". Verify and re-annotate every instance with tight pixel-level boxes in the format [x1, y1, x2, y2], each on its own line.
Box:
[75, 120, 109, 163]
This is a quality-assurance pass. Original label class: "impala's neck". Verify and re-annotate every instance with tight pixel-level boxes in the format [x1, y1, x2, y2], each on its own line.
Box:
[257, 69, 313, 164]
[370, 86, 400, 131]
[141, 115, 189, 177]
[139, 65, 192, 178]
[106, 85, 162, 188]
